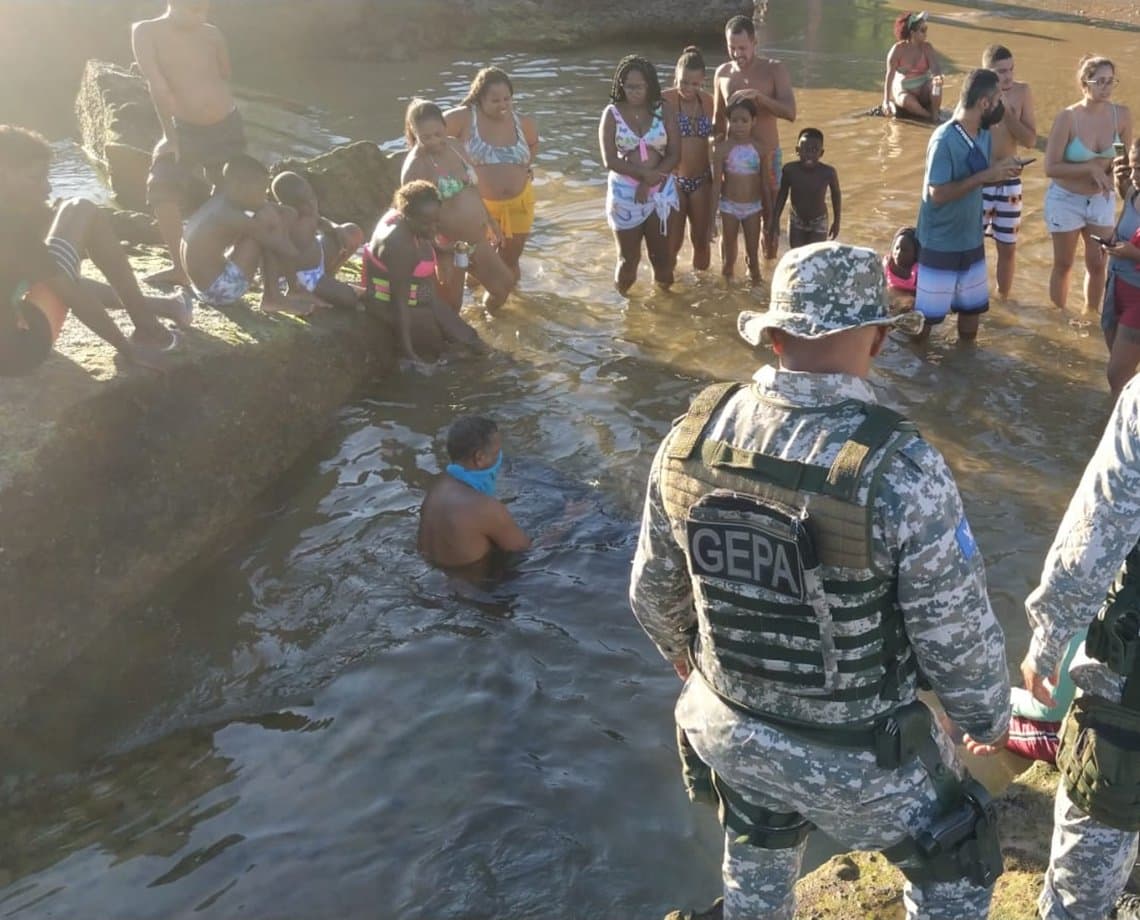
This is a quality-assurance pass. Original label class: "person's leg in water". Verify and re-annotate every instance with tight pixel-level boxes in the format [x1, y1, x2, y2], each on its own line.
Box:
[668, 188, 691, 261]
[614, 225, 645, 294]
[742, 211, 763, 285]
[892, 85, 935, 121]
[1049, 228, 1082, 310]
[496, 228, 528, 286]
[995, 241, 1016, 300]
[1107, 322, 1140, 397]
[471, 239, 516, 311]
[720, 212, 742, 280]
[51, 198, 191, 341]
[644, 210, 677, 289]
[427, 298, 486, 352]
[1083, 225, 1111, 315]
[687, 180, 713, 271]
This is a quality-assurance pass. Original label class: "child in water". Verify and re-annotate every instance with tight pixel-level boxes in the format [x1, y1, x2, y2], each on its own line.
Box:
[769, 127, 841, 251]
[710, 98, 772, 285]
[884, 226, 919, 312]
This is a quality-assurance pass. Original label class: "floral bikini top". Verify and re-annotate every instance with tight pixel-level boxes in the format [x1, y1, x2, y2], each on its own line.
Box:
[677, 101, 713, 139]
[465, 107, 531, 167]
[608, 104, 668, 161]
[432, 147, 479, 200]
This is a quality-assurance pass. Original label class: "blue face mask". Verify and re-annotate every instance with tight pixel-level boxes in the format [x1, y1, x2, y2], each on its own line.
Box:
[447, 449, 504, 496]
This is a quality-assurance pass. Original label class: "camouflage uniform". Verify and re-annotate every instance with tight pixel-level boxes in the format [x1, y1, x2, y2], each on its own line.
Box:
[630, 243, 1011, 920]
[1025, 376, 1140, 920]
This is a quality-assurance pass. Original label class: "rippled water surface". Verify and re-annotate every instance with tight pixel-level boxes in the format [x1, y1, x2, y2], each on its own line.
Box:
[4, 2, 1140, 917]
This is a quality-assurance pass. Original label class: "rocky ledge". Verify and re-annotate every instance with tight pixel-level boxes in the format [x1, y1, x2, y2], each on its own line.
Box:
[0, 246, 397, 728]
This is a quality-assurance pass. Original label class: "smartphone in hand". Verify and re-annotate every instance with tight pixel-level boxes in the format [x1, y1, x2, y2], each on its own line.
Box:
[1089, 234, 1113, 247]
[1015, 157, 1037, 167]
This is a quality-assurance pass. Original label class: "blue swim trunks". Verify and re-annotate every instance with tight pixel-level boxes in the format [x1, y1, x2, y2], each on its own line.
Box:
[192, 260, 250, 307]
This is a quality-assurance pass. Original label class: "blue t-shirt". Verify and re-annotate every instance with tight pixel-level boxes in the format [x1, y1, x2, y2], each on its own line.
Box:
[916, 120, 991, 253]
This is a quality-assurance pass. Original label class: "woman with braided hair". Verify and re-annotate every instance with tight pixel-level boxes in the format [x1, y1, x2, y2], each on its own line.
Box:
[598, 55, 681, 294]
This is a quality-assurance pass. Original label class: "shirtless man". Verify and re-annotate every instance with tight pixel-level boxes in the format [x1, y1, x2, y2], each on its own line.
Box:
[713, 14, 796, 258]
[982, 44, 1037, 300]
[181, 155, 311, 315]
[418, 416, 530, 569]
[133, 0, 246, 287]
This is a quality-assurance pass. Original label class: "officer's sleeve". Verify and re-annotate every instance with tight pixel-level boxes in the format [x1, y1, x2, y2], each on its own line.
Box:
[876, 441, 1011, 744]
[629, 434, 696, 663]
[1025, 380, 1140, 679]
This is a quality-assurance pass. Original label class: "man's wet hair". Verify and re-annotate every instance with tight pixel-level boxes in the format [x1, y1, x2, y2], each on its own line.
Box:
[0, 125, 51, 169]
[610, 56, 663, 106]
[725, 15, 755, 39]
[393, 179, 440, 215]
[982, 44, 1013, 68]
[270, 171, 312, 207]
[797, 127, 824, 145]
[961, 68, 1000, 110]
[222, 154, 269, 188]
[446, 416, 498, 463]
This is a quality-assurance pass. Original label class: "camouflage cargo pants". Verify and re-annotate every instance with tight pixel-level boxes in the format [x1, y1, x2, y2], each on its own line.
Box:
[1037, 780, 1139, 919]
[676, 680, 993, 920]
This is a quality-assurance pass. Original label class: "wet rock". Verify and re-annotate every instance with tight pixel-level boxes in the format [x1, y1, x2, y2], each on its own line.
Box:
[272, 141, 402, 234]
[832, 855, 860, 882]
[75, 60, 161, 211]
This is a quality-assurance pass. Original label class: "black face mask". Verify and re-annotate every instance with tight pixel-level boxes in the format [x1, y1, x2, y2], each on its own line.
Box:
[980, 100, 1005, 130]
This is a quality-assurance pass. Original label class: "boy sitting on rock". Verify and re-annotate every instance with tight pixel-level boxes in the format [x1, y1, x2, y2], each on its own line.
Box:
[0, 125, 191, 376]
[181, 154, 312, 315]
[270, 171, 364, 309]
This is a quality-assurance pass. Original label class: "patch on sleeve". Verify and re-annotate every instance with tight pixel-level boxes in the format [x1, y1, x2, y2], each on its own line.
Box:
[956, 517, 977, 560]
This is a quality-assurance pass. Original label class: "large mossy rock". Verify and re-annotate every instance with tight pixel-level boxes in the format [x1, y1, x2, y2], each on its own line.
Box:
[273, 142, 402, 233]
[75, 60, 161, 212]
[0, 245, 397, 733]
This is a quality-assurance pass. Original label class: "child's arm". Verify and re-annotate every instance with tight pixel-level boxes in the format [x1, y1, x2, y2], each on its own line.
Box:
[708, 140, 726, 241]
[247, 206, 303, 262]
[883, 43, 900, 110]
[758, 144, 775, 225]
[827, 165, 842, 239]
[131, 22, 176, 140]
[771, 163, 791, 229]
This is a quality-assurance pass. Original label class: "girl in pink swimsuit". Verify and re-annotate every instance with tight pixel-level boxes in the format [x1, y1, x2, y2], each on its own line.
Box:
[710, 98, 772, 285]
[363, 181, 482, 363]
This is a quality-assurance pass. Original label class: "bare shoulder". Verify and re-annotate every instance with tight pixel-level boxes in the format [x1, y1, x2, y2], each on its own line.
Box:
[699, 89, 715, 107]
[661, 87, 679, 104]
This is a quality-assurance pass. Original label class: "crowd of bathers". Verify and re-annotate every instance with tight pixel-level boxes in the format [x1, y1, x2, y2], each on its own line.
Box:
[2, 2, 1140, 397]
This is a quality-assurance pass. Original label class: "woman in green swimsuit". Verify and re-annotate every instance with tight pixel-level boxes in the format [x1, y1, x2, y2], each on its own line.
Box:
[1043, 55, 1133, 313]
[401, 99, 516, 312]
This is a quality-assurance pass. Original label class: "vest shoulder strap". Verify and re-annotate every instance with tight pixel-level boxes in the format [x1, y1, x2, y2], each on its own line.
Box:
[667, 382, 743, 461]
[824, 405, 915, 502]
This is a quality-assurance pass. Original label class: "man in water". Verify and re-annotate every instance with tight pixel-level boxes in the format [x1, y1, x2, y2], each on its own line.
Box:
[981, 45, 1037, 301]
[713, 14, 796, 258]
[418, 416, 530, 568]
[133, 0, 246, 287]
[630, 242, 1010, 920]
[916, 68, 1024, 341]
[1022, 375, 1140, 920]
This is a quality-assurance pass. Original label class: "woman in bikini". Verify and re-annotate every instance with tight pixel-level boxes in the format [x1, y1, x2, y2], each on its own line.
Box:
[1044, 55, 1133, 314]
[883, 11, 942, 123]
[362, 180, 482, 364]
[445, 68, 539, 286]
[401, 100, 516, 312]
[663, 46, 715, 273]
[598, 55, 681, 294]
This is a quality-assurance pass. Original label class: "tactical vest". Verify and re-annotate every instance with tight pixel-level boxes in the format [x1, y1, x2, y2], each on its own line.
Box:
[661, 382, 920, 727]
[1057, 545, 1140, 830]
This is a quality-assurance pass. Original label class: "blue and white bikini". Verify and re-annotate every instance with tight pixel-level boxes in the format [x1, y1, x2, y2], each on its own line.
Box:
[604, 103, 679, 232]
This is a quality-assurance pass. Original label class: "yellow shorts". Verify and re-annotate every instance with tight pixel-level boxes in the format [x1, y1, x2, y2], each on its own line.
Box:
[484, 181, 535, 239]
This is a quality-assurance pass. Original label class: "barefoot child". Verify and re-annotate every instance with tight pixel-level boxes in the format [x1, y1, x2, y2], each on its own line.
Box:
[0, 125, 190, 375]
[133, 0, 246, 288]
[710, 98, 772, 284]
[884, 226, 920, 313]
[182, 155, 310, 315]
[269, 171, 364, 310]
[770, 128, 841, 251]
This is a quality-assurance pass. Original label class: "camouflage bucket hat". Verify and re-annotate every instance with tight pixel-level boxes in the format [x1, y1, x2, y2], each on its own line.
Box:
[738, 242, 924, 344]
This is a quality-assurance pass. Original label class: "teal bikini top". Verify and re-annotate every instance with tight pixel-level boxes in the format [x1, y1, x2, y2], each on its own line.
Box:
[1064, 104, 1120, 162]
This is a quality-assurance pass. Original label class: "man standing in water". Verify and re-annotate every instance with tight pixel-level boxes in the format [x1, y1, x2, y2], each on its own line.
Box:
[981, 45, 1037, 301]
[916, 68, 1024, 340]
[713, 14, 796, 258]
[419, 416, 530, 569]
[630, 242, 1010, 920]
[133, 0, 246, 287]
[1021, 374, 1140, 920]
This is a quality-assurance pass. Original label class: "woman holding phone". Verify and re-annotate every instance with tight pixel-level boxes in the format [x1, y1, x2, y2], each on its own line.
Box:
[1043, 54, 1132, 314]
[1100, 139, 1140, 396]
